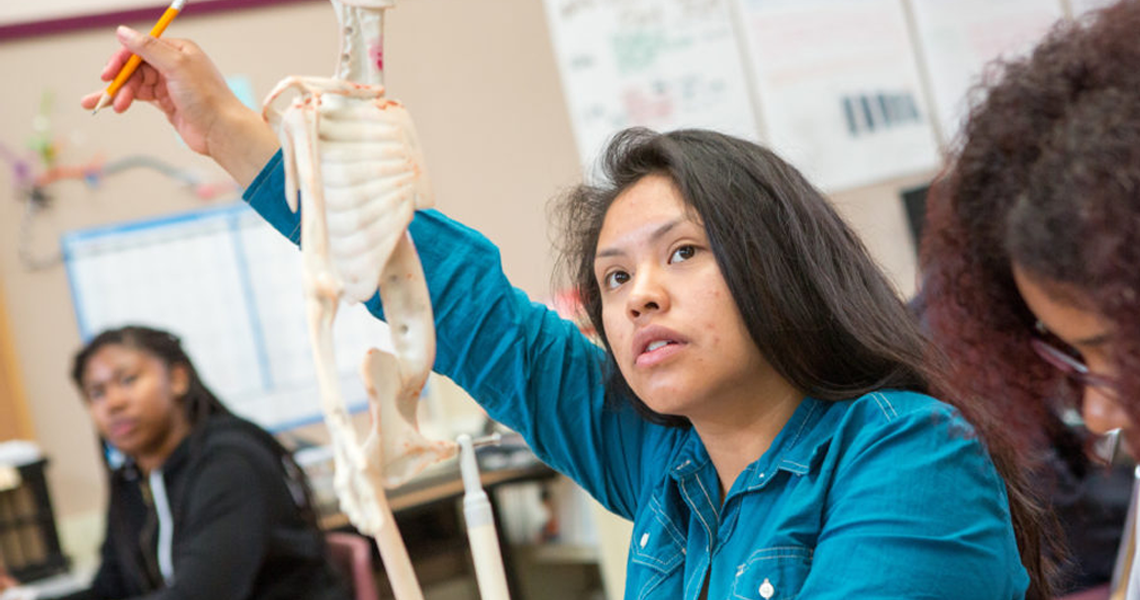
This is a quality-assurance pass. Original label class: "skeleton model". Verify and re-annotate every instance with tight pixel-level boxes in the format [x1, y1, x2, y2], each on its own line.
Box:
[262, 2, 475, 599]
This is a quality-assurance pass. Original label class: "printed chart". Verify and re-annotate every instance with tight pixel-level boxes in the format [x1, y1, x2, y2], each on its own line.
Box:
[63, 203, 394, 432]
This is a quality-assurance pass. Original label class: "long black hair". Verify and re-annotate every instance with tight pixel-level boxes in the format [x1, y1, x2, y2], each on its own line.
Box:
[558, 128, 937, 420]
[554, 127, 1048, 598]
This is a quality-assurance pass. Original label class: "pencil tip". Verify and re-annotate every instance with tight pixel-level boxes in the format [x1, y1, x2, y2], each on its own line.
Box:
[91, 93, 111, 115]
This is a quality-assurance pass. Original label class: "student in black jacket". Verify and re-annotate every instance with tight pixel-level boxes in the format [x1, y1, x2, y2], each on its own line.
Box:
[49, 325, 351, 600]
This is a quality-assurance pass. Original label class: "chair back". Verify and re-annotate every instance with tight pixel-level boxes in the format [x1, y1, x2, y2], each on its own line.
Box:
[326, 532, 380, 600]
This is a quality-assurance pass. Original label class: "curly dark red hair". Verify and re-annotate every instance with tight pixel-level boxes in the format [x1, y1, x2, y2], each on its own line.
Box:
[922, 0, 1140, 456]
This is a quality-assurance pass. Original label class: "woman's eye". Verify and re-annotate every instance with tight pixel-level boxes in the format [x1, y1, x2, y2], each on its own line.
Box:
[121, 373, 138, 386]
[603, 270, 629, 290]
[669, 245, 696, 263]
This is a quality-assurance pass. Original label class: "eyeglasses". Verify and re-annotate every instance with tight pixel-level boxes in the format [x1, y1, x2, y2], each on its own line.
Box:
[1030, 321, 1118, 392]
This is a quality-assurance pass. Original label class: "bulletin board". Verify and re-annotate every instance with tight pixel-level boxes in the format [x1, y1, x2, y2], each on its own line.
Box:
[61, 202, 394, 432]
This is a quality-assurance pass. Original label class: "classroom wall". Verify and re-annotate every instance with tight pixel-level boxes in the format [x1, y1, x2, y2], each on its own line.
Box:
[0, 0, 924, 556]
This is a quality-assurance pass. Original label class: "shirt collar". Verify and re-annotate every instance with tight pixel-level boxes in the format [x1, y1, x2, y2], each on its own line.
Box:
[667, 396, 836, 490]
[755, 396, 833, 483]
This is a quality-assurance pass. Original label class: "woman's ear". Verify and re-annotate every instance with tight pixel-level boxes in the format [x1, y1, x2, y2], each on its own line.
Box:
[170, 364, 191, 398]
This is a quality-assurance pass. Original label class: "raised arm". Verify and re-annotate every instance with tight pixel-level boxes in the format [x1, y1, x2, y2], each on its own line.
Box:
[85, 28, 666, 518]
[80, 27, 278, 188]
[243, 155, 664, 518]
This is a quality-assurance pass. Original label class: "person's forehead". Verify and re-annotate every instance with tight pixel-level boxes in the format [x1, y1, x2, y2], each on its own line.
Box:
[600, 178, 702, 241]
[83, 344, 155, 377]
[1012, 262, 1109, 339]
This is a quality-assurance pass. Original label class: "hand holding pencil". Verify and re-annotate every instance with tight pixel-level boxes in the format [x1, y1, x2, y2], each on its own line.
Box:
[91, 0, 187, 114]
[81, 21, 283, 186]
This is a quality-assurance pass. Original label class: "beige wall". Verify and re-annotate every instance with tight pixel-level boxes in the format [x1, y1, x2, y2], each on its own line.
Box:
[0, 0, 928, 539]
[0, 282, 35, 441]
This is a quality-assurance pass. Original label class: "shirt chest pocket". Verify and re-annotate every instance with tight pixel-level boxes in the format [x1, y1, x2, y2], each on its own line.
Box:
[731, 546, 813, 600]
[628, 501, 687, 598]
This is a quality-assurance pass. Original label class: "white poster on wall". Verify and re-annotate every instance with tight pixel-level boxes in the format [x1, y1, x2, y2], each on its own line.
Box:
[541, 0, 760, 171]
[734, 0, 940, 192]
[908, 0, 1064, 145]
[1067, 0, 1117, 17]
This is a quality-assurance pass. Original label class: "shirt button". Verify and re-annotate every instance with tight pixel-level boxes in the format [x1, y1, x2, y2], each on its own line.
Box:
[760, 578, 775, 599]
[639, 533, 649, 548]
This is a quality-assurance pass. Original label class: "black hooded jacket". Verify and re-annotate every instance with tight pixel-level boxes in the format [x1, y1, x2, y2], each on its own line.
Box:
[50, 414, 351, 600]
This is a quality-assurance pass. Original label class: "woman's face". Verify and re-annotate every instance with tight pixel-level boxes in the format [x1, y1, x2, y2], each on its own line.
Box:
[80, 343, 191, 467]
[593, 174, 783, 422]
[1011, 263, 1133, 452]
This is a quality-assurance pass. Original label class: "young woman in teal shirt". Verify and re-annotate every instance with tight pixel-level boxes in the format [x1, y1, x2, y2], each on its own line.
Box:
[82, 27, 1046, 598]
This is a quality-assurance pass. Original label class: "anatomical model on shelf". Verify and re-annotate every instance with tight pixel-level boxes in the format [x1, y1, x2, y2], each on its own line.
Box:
[261, 2, 460, 599]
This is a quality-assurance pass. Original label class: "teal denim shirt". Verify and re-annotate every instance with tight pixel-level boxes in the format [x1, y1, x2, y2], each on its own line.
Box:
[245, 151, 1029, 599]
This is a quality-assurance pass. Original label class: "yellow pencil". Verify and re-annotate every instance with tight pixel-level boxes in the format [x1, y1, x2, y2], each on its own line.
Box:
[92, 0, 188, 115]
